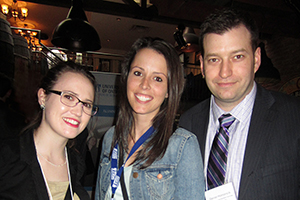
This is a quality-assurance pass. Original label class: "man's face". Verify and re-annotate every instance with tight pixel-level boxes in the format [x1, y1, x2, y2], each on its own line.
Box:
[201, 25, 261, 111]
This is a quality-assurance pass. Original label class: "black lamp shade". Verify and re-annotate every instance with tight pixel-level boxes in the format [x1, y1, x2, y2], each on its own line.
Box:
[52, 18, 101, 52]
[181, 28, 199, 53]
[174, 25, 199, 53]
[51, 0, 101, 52]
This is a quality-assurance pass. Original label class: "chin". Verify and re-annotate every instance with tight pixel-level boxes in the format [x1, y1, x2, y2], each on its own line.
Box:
[64, 131, 81, 139]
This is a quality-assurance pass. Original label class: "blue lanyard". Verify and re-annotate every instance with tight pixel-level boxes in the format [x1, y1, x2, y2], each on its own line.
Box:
[110, 126, 155, 199]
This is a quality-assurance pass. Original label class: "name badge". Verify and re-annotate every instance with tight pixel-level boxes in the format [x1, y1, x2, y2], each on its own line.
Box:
[205, 182, 237, 200]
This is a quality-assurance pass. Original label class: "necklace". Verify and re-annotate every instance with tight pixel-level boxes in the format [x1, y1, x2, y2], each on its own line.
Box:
[37, 147, 74, 200]
[37, 150, 67, 167]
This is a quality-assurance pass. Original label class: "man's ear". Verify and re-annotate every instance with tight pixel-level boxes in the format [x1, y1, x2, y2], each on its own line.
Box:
[37, 88, 46, 107]
[254, 47, 261, 73]
[200, 55, 205, 78]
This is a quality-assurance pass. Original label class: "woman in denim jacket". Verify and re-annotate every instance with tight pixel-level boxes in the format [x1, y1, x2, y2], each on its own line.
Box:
[95, 37, 205, 200]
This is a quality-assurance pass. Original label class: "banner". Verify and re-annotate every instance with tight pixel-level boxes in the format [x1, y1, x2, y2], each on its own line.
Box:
[88, 71, 120, 139]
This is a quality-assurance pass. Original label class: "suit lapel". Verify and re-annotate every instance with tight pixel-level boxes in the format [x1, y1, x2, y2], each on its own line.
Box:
[20, 131, 49, 199]
[238, 85, 277, 198]
[64, 147, 79, 200]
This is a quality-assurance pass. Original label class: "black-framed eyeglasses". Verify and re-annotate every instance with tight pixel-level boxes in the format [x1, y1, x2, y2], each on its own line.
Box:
[48, 90, 98, 116]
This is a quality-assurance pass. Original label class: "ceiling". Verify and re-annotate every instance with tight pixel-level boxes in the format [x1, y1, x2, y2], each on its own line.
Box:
[2, 0, 300, 55]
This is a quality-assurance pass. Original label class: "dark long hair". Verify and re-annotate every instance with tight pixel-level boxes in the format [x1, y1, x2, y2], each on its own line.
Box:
[199, 7, 259, 56]
[22, 61, 96, 147]
[113, 37, 185, 169]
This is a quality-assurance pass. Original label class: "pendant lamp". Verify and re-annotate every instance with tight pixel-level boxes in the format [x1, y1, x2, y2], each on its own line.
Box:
[174, 25, 199, 53]
[51, 0, 101, 52]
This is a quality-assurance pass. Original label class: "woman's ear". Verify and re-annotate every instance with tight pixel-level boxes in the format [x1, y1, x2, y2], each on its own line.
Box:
[165, 92, 168, 98]
[37, 88, 46, 108]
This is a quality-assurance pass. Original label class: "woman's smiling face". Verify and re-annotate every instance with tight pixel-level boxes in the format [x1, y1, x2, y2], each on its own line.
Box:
[39, 72, 95, 140]
[127, 48, 168, 120]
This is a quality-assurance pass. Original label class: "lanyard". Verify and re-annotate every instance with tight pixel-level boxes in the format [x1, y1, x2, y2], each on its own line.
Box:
[110, 126, 155, 199]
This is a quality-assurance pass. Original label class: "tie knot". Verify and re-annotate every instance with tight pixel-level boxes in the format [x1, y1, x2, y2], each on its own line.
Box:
[219, 114, 235, 129]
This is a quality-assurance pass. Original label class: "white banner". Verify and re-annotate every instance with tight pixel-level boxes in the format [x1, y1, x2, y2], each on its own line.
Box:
[88, 71, 120, 139]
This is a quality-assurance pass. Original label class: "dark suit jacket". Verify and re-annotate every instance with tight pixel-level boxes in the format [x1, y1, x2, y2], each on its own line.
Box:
[0, 130, 90, 200]
[179, 84, 300, 200]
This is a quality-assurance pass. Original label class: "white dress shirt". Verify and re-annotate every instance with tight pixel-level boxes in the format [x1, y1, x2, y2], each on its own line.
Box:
[204, 83, 257, 197]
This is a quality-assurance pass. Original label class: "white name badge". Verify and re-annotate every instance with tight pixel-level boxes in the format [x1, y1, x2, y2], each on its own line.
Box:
[205, 182, 237, 200]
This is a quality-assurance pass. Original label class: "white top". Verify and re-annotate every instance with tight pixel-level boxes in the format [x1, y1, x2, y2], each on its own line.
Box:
[105, 165, 133, 200]
[204, 83, 257, 197]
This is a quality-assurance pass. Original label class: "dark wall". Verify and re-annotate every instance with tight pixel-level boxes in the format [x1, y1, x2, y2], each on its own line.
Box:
[263, 34, 300, 95]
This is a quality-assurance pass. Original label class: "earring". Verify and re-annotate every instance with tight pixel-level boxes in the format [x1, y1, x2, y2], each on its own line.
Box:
[40, 104, 45, 110]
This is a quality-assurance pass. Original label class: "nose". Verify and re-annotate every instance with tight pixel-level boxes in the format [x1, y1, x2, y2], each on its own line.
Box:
[219, 60, 232, 78]
[140, 77, 150, 90]
[70, 102, 84, 116]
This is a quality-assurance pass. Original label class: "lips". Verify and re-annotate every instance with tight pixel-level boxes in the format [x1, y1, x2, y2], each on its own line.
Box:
[217, 81, 235, 87]
[63, 117, 80, 128]
[135, 93, 153, 102]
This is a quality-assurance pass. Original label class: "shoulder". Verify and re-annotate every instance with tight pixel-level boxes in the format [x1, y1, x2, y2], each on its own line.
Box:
[167, 128, 200, 153]
[100, 126, 115, 157]
[180, 99, 210, 122]
[0, 133, 23, 163]
[183, 99, 210, 115]
[256, 84, 300, 104]
[172, 127, 198, 140]
[179, 99, 210, 129]
[102, 126, 115, 147]
[152, 128, 201, 167]
[0, 137, 20, 166]
[270, 90, 300, 106]
[257, 85, 300, 111]
[0, 135, 34, 197]
[68, 146, 83, 165]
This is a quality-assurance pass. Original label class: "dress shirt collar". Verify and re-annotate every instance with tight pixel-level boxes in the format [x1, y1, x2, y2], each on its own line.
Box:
[211, 82, 257, 124]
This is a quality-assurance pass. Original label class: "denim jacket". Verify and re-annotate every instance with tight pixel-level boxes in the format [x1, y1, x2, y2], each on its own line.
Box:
[95, 126, 205, 200]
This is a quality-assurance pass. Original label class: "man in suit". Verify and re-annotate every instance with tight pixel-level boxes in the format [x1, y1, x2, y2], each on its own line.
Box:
[179, 8, 300, 200]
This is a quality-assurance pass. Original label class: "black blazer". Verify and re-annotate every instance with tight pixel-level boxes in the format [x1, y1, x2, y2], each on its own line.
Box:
[179, 84, 300, 200]
[0, 130, 90, 200]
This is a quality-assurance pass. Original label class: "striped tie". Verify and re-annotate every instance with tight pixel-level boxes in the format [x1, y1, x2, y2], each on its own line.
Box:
[207, 114, 235, 189]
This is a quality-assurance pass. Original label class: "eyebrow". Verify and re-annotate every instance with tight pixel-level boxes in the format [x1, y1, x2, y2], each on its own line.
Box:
[131, 66, 168, 79]
[154, 72, 168, 79]
[231, 48, 247, 54]
[205, 48, 247, 58]
[62, 90, 93, 103]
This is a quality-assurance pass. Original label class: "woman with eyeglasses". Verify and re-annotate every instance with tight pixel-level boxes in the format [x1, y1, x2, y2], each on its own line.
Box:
[0, 61, 97, 200]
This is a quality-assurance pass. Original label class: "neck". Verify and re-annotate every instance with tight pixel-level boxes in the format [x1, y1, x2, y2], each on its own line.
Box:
[34, 127, 68, 157]
[132, 115, 153, 142]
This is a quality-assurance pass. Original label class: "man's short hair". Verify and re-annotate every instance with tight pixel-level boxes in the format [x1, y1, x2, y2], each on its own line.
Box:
[199, 7, 259, 55]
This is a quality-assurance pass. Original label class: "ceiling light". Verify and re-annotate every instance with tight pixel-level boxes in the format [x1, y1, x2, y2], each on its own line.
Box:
[51, 0, 101, 52]
[11, 24, 43, 51]
[1, 0, 28, 21]
[174, 25, 199, 53]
